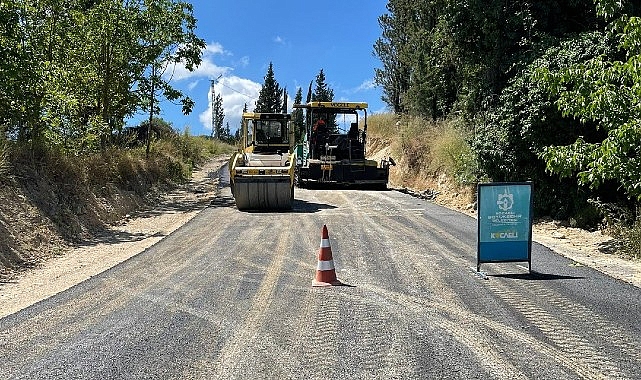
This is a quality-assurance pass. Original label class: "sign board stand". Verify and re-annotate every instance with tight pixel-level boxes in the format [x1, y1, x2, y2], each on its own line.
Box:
[477, 182, 533, 273]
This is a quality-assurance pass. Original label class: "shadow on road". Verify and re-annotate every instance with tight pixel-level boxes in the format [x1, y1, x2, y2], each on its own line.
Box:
[73, 229, 159, 248]
[488, 271, 584, 281]
[292, 199, 338, 213]
[208, 195, 337, 214]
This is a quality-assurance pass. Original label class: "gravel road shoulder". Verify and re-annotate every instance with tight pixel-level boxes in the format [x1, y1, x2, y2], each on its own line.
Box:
[1, 157, 639, 319]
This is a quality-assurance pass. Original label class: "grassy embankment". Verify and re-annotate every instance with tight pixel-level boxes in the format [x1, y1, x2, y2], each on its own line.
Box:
[0, 133, 235, 278]
[367, 113, 479, 210]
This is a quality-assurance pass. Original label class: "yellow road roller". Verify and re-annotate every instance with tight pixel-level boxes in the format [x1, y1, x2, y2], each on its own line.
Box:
[229, 112, 295, 210]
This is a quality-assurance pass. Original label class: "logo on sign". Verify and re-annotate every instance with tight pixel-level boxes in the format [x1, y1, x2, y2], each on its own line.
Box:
[490, 231, 518, 239]
[497, 189, 514, 211]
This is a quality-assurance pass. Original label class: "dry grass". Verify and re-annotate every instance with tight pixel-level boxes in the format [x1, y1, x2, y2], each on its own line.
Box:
[0, 134, 235, 277]
[608, 218, 641, 260]
[366, 114, 479, 210]
[366, 113, 399, 141]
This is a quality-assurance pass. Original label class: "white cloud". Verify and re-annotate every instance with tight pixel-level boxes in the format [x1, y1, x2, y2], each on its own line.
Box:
[274, 36, 285, 44]
[238, 56, 250, 67]
[187, 80, 199, 91]
[164, 42, 231, 81]
[204, 42, 225, 55]
[166, 56, 229, 81]
[198, 76, 261, 134]
[356, 79, 376, 92]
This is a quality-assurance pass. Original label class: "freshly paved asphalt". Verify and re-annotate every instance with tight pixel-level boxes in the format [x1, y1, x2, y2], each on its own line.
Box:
[1, 178, 640, 379]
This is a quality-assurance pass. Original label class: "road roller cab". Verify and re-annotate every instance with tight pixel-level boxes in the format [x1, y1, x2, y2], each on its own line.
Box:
[229, 112, 296, 210]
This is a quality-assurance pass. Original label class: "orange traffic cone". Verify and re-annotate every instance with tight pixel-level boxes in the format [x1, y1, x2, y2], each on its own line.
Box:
[312, 225, 342, 287]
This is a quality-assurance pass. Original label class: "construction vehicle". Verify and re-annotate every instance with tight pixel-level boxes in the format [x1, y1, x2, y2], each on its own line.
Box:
[228, 112, 295, 210]
[293, 101, 392, 188]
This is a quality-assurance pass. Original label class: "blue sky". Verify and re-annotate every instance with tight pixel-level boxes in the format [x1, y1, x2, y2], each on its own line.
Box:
[129, 0, 390, 136]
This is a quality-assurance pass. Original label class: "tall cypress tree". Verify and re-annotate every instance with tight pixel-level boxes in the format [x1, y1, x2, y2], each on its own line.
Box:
[254, 62, 283, 113]
[292, 87, 304, 143]
[213, 92, 224, 139]
[305, 81, 313, 103]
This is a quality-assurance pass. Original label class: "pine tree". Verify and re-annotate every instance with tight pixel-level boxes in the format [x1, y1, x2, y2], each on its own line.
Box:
[254, 62, 283, 113]
[312, 69, 337, 132]
[312, 69, 334, 102]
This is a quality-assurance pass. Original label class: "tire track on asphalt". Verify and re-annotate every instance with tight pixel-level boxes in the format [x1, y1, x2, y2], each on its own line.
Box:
[354, 217, 528, 377]
[324, 191, 528, 379]
[381, 203, 635, 379]
[497, 278, 639, 379]
[330, 191, 601, 378]
[484, 280, 632, 380]
[334, 213, 410, 376]
[1, 211, 238, 378]
[308, 190, 429, 377]
[418, 216, 638, 379]
[365, 281, 605, 379]
[190, 220, 292, 379]
[299, 194, 349, 379]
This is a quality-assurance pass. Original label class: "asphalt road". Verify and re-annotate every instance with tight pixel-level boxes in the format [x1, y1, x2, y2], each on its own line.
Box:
[1, 175, 640, 379]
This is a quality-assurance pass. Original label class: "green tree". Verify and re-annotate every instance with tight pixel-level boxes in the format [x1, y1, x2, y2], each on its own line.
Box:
[305, 81, 312, 103]
[311, 69, 333, 102]
[1, 0, 206, 157]
[311, 69, 337, 132]
[0, 0, 33, 135]
[473, 32, 612, 218]
[79, 0, 143, 146]
[212, 92, 224, 139]
[292, 87, 304, 143]
[254, 62, 283, 113]
[282, 87, 288, 114]
[136, 0, 206, 155]
[236, 103, 247, 142]
[374, 0, 599, 120]
[373, 0, 410, 114]
[538, 1, 641, 201]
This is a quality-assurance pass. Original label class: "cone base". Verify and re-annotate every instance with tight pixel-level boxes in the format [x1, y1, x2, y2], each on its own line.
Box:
[312, 279, 343, 287]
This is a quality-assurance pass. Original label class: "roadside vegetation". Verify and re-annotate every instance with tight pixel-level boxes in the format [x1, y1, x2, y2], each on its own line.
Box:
[0, 1, 229, 277]
[373, 0, 641, 260]
[0, 130, 234, 279]
[369, 112, 640, 260]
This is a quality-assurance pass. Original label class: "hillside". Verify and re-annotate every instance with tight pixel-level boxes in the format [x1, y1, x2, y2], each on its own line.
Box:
[0, 137, 233, 281]
[0, 154, 160, 280]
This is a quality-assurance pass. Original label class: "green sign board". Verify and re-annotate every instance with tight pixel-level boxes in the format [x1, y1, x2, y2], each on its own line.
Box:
[477, 182, 533, 272]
